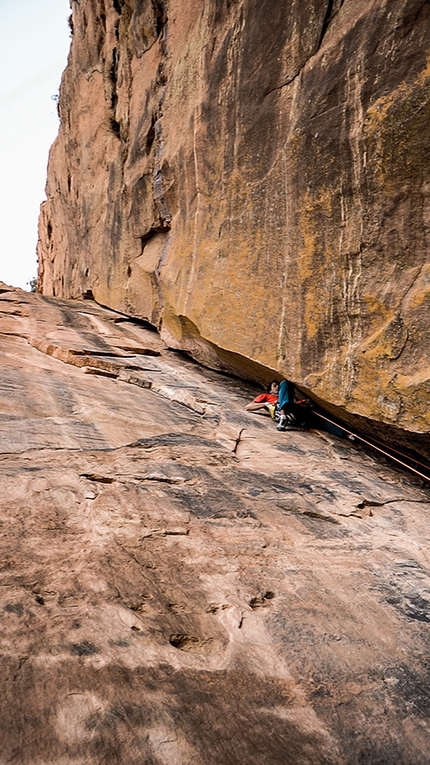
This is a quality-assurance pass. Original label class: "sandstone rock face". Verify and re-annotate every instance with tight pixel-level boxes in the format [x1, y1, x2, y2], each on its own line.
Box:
[38, 0, 430, 438]
[1, 282, 430, 763]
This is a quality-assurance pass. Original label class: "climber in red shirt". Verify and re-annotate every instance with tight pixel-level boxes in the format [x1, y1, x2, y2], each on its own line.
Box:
[245, 380, 279, 414]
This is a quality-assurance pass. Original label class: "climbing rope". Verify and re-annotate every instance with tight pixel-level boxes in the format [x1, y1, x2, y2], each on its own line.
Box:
[311, 410, 430, 484]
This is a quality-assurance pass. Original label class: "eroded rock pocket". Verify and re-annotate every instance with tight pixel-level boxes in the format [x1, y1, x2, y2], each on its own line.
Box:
[249, 591, 275, 610]
[169, 633, 214, 653]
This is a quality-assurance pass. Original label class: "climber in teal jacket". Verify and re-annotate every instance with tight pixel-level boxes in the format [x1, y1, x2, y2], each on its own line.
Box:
[276, 380, 346, 437]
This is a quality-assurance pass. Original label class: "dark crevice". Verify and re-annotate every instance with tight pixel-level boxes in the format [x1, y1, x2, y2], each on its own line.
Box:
[110, 47, 118, 112]
[264, 68, 302, 97]
[113, 0, 123, 15]
[109, 118, 121, 137]
[317, 0, 345, 48]
[318, 0, 336, 49]
[47, 222, 53, 241]
[70, 293, 159, 333]
[146, 114, 156, 154]
[80, 473, 115, 484]
[156, 61, 168, 88]
[113, 314, 158, 332]
[166, 347, 199, 364]
[107, 46, 120, 138]
[151, 0, 167, 38]
[232, 428, 244, 455]
[140, 225, 170, 254]
[265, 0, 344, 97]
[357, 497, 430, 509]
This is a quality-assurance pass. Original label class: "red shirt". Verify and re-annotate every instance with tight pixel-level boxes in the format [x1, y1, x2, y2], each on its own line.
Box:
[253, 393, 278, 405]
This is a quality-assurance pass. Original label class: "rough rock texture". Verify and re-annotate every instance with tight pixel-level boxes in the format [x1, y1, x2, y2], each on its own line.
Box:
[37, 0, 430, 440]
[1, 282, 430, 763]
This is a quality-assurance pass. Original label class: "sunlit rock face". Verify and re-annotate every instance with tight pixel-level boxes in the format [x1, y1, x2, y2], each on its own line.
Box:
[38, 0, 430, 436]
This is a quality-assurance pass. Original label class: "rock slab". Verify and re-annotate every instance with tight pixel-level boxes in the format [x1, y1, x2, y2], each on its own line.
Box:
[1, 284, 430, 763]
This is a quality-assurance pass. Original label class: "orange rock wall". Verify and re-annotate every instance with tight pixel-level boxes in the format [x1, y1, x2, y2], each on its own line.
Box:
[38, 0, 430, 434]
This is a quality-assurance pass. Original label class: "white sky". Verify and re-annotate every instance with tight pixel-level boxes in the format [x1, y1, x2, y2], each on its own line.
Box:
[0, 0, 71, 289]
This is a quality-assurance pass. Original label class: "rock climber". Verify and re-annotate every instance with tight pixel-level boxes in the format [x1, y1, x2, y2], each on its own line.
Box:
[245, 380, 280, 416]
[246, 379, 349, 438]
[275, 379, 307, 431]
[245, 379, 305, 425]
[276, 380, 349, 436]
